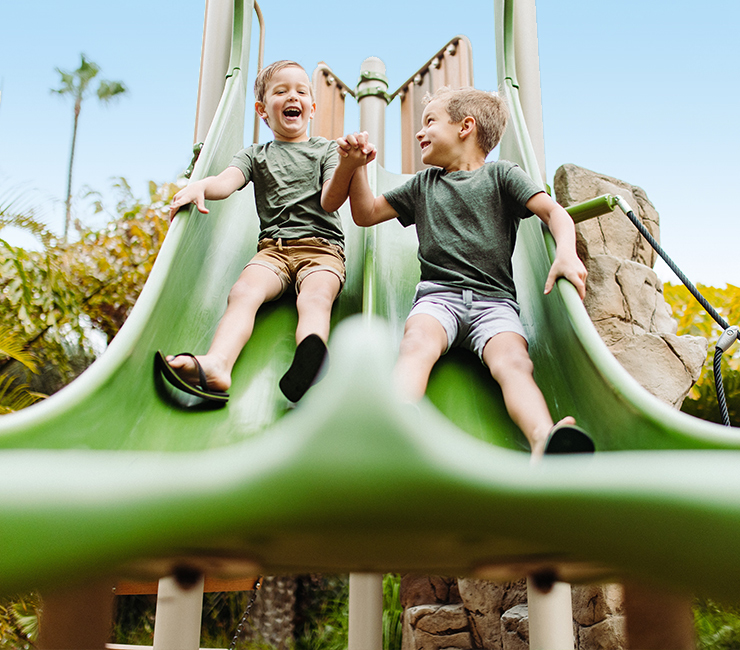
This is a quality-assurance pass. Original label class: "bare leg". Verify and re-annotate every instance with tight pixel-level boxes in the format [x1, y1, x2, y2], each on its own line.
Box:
[167, 264, 283, 391]
[482, 332, 574, 460]
[393, 314, 448, 402]
[277, 271, 341, 402]
[294, 270, 342, 344]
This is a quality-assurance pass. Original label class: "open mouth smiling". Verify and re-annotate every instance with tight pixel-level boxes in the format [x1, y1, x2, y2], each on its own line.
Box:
[283, 107, 302, 118]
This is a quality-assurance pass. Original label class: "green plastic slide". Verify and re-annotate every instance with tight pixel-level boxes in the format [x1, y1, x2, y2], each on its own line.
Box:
[2, 0, 740, 603]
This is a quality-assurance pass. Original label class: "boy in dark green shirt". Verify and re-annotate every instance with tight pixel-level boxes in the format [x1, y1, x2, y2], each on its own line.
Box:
[340, 87, 592, 458]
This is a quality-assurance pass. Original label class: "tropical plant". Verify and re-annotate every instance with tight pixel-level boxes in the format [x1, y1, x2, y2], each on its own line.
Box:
[51, 53, 128, 240]
[695, 597, 740, 650]
[663, 283, 740, 424]
[295, 575, 349, 650]
[383, 574, 403, 650]
[0, 194, 47, 413]
[0, 178, 175, 396]
[0, 592, 40, 650]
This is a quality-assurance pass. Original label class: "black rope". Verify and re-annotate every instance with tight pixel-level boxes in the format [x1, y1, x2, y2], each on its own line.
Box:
[228, 576, 263, 650]
[714, 347, 731, 427]
[621, 209, 730, 330]
[620, 205, 735, 426]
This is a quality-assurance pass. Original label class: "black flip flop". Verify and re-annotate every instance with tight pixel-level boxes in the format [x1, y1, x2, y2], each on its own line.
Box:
[279, 334, 328, 402]
[544, 423, 595, 454]
[155, 350, 229, 404]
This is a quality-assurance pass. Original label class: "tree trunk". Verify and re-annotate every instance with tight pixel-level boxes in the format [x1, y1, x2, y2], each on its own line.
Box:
[64, 98, 81, 242]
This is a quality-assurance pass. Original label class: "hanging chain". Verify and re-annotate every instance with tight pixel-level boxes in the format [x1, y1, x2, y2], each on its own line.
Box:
[228, 575, 263, 650]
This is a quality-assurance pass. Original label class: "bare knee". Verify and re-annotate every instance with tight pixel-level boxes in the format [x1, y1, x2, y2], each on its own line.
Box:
[296, 285, 336, 315]
[399, 319, 446, 366]
[484, 337, 534, 382]
[227, 279, 264, 307]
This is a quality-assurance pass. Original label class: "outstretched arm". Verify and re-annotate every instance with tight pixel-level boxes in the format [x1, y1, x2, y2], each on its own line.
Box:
[526, 191, 588, 299]
[169, 166, 246, 220]
[346, 164, 398, 227]
[321, 132, 376, 213]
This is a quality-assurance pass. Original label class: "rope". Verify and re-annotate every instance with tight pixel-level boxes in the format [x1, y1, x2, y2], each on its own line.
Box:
[619, 205, 729, 330]
[615, 197, 735, 426]
[228, 576, 263, 650]
[714, 347, 731, 427]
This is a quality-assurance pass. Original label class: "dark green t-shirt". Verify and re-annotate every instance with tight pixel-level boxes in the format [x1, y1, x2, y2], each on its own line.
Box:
[383, 160, 542, 301]
[229, 136, 343, 247]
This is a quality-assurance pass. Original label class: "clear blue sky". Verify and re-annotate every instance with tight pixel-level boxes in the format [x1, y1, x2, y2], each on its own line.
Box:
[2, 1, 739, 286]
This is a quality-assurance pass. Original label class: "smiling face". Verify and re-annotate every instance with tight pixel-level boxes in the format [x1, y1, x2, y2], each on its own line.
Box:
[416, 99, 466, 170]
[255, 65, 315, 142]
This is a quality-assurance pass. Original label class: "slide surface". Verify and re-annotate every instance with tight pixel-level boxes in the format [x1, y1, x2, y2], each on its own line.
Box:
[1, 0, 740, 602]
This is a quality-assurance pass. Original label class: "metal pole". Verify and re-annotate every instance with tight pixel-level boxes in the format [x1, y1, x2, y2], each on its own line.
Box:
[526, 578, 574, 650]
[357, 57, 388, 166]
[152, 575, 205, 650]
[512, 0, 547, 184]
[194, 0, 233, 144]
[348, 572, 384, 650]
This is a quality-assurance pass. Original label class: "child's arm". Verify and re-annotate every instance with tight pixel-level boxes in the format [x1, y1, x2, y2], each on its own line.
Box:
[336, 135, 398, 227]
[526, 192, 588, 299]
[169, 166, 246, 219]
[321, 132, 376, 213]
[345, 163, 399, 227]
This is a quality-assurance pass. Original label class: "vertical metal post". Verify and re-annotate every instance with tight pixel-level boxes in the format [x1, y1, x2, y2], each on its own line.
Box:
[348, 572, 384, 650]
[357, 57, 388, 166]
[512, 0, 547, 184]
[526, 578, 574, 650]
[194, 0, 234, 144]
[152, 575, 205, 650]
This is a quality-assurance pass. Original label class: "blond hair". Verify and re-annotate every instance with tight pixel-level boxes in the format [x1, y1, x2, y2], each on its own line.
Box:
[254, 60, 313, 104]
[424, 87, 509, 155]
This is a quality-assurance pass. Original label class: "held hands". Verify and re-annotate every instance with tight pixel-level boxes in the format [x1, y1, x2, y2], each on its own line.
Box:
[544, 253, 588, 300]
[336, 131, 377, 168]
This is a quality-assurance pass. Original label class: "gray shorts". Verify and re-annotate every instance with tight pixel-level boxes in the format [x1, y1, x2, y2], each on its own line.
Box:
[408, 281, 528, 361]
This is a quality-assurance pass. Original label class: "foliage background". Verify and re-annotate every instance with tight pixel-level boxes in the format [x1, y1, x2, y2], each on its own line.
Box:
[0, 179, 175, 402]
[663, 283, 740, 424]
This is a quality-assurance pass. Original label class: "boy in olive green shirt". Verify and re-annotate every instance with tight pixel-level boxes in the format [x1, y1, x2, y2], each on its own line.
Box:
[158, 60, 372, 403]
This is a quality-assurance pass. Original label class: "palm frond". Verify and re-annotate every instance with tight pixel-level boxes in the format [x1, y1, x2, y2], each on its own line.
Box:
[0, 327, 36, 372]
[0, 375, 45, 414]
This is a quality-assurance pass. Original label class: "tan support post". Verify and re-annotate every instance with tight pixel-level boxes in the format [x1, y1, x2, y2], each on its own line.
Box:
[311, 63, 353, 142]
[526, 577, 575, 650]
[37, 580, 115, 650]
[348, 573, 384, 650]
[625, 582, 695, 650]
[152, 574, 205, 650]
[397, 37, 474, 174]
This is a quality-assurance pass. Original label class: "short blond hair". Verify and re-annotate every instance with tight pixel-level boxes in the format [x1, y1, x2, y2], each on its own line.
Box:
[424, 87, 509, 156]
[254, 60, 313, 104]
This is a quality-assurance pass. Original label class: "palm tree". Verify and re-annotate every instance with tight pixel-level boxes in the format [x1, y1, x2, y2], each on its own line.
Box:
[51, 54, 127, 241]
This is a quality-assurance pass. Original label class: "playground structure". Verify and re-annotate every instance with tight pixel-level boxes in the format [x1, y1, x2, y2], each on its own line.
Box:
[3, 0, 740, 648]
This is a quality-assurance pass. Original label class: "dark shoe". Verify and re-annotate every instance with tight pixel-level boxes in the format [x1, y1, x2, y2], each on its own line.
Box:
[544, 423, 595, 454]
[279, 334, 327, 402]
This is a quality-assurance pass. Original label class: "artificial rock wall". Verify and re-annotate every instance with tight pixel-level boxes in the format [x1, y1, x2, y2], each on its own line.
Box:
[554, 163, 706, 408]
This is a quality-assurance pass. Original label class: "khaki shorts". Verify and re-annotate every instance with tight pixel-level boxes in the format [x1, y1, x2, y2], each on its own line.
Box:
[247, 237, 346, 296]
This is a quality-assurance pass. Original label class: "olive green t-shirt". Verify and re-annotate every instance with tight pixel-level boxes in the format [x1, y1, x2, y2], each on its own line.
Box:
[383, 160, 541, 302]
[229, 136, 343, 247]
